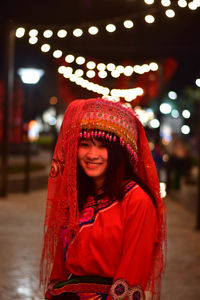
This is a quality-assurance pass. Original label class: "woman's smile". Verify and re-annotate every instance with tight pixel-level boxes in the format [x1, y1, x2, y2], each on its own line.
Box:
[78, 138, 108, 184]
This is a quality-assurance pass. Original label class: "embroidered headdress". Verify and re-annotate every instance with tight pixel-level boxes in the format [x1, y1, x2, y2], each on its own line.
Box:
[40, 97, 166, 299]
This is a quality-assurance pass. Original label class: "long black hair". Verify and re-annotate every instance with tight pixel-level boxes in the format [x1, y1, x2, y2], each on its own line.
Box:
[77, 135, 156, 212]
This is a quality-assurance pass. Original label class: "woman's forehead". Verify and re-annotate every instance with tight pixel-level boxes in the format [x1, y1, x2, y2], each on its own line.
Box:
[80, 137, 105, 146]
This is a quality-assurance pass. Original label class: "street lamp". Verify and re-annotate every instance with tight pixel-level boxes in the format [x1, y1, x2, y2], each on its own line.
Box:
[18, 67, 44, 193]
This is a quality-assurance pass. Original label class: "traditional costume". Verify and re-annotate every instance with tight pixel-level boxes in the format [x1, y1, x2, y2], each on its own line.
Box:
[40, 98, 166, 300]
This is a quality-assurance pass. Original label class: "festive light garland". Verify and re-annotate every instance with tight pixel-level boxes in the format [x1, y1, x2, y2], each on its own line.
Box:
[15, 1, 199, 100]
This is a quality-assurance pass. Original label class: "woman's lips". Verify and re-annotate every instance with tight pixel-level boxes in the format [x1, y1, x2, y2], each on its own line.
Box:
[85, 162, 102, 169]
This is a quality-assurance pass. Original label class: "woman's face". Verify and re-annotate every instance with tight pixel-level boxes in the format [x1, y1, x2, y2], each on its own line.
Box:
[78, 138, 108, 184]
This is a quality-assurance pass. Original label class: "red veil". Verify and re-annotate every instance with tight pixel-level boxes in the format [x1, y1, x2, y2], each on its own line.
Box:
[40, 98, 166, 299]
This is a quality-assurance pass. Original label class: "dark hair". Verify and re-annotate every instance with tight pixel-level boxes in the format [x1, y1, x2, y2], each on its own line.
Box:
[77, 135, 156, 212]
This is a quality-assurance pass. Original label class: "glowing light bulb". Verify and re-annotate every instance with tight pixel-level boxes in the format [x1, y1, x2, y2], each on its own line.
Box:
[53, 50, 62, 58]
[165, 9, 175, 18]
[29, 29, 38, 37]
[97, 63, 106, 71]
[161, 0, 171, 7]
[16, 27, 25, 38]
[123, 20, 134, 29]
[73, 28, 83, 37]
[181, 125, 190, 135]
[41, 44, 50, 52]
[65, 54, 75, 63]
[124, 66, 134, 76]
[29, 37, 38, 44]
[149, 119, 160, 128]
[58, 66, 67, 74]
[145, 15, 155, 23]
[160, 103, 172, 114]
[98, 71, 108, 78]
[86, 61, 96, 69]
[168, 91, 177, 100]
[106, 24, 116, 32]
[178, 0, 187, 7]
[88, 26, 99, 35]
[107, 63, 116, 71]
[63, 67, 73, 78]
[86, 70, 95, 78]
[171, 109, 179, 118]
[43, 30, 53, 38]
[57, 29, 67, 38]
[76, 56, 85, 65]
[75, 69, 84, 77]
[182, 110, 191, 119]
[149, 62, 158, 71]
[144, 0, 154, 4]
[195, 78, 200, 87]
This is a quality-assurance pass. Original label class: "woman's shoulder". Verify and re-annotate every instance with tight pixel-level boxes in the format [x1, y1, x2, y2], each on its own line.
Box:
[122, 180, 155, 212]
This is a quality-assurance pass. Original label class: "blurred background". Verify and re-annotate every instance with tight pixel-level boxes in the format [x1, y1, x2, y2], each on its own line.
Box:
[0, 0, 200, 299]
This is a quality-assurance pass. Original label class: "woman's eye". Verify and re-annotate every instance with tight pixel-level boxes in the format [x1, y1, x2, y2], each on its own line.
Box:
[80, 142, 89, 147]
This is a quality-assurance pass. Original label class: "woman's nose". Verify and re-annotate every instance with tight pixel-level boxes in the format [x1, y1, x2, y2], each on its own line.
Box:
[86, 146, 98, 159]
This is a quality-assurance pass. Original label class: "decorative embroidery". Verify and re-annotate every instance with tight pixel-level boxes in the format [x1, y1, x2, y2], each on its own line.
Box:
[128, 286, 145, 300]
[110, 279, 145, 300]
[110, 279, 129, 300]
[50, 158, 64, 178]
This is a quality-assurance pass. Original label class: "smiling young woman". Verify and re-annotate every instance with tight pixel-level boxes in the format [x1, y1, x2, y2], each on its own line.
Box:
[40, 98, 166, 300]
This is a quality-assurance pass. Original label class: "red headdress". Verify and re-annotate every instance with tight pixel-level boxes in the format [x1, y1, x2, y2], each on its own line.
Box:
[40, 97, 166, 299]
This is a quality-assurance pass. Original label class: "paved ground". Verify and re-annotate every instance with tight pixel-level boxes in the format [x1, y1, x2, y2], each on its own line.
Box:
[0, 189, 199, 300]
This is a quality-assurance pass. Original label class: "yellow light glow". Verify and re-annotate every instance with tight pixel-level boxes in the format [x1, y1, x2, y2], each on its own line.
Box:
[161, 0, 171, 7]
[98, 71, 108, 78]
[149, 62, 158, 71]
[16, 27, 25, 38]
[124, 66, 134, 76]
[142, 64, 150, 73]
[144, 0, 154, 4]
[76, 56, 85, 65]
[58, 66, 67, 74]
[97, 63, 106, 71]
[65, 54, 75, 63]
[41, 44, 50, 52]
[178, 0, 187, 7]
[29, 29, 38, 37]
[73, 28, 83, 37]
[63, 67, 73, 78]
[75, 69, 84, 77]
[88, 26, 99, 35]
[43, 30, 53, 38]
[188, 2, 198, 10]
[111, 70, 120, 78]
[144, 15, 155, 23]
[53, 50, 62, 58]
[116, 65, 125, 73]
[106, 24, 116, 32]
[165, 9, 175, 18]
[86, 61, 96, 69]
[57, 29, 67, 38]
[123, 20, 134, 29]
[86, 70, 96, 78]
[107, 63, 116, 71]
[133, 65, 142, 74]
[29, 37, 38, 44]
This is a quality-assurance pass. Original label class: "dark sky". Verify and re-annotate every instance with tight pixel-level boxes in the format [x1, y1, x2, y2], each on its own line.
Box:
[0, 0, 200, 110]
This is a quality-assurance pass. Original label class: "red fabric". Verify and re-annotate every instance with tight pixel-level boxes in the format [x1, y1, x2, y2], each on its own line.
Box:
[40, 98, 166, 300]
[66, 184, 158, 293]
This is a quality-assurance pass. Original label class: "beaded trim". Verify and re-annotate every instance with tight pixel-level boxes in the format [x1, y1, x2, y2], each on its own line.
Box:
[79, 129, 138, 165]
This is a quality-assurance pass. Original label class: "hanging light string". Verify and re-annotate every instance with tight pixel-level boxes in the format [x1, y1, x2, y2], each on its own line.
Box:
[15, 0, 199, 40]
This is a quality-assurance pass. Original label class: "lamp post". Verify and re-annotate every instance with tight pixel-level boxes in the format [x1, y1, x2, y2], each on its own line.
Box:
[18, 68, 44, 193]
